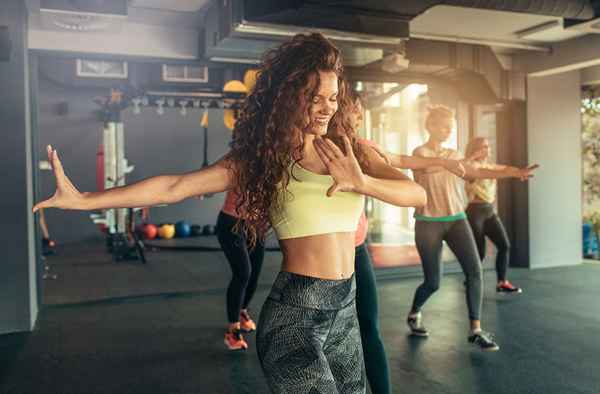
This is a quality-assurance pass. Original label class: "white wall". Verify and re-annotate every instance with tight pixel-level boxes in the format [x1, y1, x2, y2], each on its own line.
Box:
[527, 71, 582, 268]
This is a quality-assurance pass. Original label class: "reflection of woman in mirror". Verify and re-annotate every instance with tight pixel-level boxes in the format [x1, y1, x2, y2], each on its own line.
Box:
[465, 137, 537, 294]
[406, 105, 537, 351]
[347, 91, 392, 394]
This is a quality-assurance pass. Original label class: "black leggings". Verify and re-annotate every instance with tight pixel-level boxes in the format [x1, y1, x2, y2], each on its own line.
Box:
[411, 219, 483, 321]
[354, 243, 390, 394]
[466, 203, 511, 282]
[216, 212, 265, 323]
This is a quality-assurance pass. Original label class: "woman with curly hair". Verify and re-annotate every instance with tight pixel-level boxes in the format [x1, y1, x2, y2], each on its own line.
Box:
[33, 33, 426, 393]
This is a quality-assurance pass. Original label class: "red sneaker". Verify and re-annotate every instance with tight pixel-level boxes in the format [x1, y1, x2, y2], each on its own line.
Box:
[497, 280, 523, 294]
[239, 310, 256, 333]
[224, 329, 248, 350]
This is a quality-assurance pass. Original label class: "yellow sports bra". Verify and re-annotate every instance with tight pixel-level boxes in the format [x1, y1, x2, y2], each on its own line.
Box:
[269, 163, 365, 240]
[465, 162, 497, 204]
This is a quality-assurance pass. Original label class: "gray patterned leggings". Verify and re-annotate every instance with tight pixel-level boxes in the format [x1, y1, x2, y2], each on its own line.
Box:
[256, 271, 366, 394]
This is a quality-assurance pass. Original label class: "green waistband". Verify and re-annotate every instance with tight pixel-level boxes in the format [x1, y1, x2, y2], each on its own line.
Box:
[414, 212, 467, 222]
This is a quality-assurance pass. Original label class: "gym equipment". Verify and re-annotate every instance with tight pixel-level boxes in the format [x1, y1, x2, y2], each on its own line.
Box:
[200, 105, 215, 198]
[223, 80, 248, 130]
[143, 223, 158, 240]
[88, 83, 249, 261]
[90, 90, 143, 263]
[202, 224, 216, 236]
[175, 221, 191, 238]
[190, 224, 203, 237]
[243, 69, 259, 92]
[41, 238, 57, 256]
[158, 224, 176, 239]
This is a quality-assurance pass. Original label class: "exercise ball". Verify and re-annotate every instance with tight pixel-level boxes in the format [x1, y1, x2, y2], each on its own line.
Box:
[190, 224, 203, 237]
[175, 221, 191, 238]
[202, 224, 216, 236]
[143, 224, 158, 240]
[158, 224, 175, 239]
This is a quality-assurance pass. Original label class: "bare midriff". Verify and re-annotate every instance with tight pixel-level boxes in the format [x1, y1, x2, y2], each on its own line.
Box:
[279, 231, 356, 279]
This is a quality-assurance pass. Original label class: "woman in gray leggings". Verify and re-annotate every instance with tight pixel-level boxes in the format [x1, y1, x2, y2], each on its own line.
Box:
[464, 137, 538, 293]
[394, 105, 537, 351]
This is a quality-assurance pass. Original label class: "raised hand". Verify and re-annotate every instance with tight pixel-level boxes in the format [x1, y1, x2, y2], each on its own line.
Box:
[313, 136, 366, 197]
[32, 145, 84, 212]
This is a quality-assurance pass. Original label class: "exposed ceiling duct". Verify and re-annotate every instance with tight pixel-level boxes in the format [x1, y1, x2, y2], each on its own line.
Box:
[202, 0, 598, 65]
[414, 0, 595, 20]
[202, 0, 410, 68]
[128, 0, 210, 13]
[39, 0, 128, 32]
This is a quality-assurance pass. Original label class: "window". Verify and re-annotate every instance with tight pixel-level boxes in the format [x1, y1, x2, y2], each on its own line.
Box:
[162, 64, 208, 83]
[76, 59, 128, 79]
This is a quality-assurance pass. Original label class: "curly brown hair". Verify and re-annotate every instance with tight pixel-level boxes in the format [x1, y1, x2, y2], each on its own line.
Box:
[227, 32, 367, 247]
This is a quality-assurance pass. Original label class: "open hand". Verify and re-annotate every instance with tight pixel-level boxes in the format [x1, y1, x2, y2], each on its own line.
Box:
[467, 147, 488, 162]
[515, 164, 540, 181]
[32, 145, 84, 212]
[313, 136, 366, 197]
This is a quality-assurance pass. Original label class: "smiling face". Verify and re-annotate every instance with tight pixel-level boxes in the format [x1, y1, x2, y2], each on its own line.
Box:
[304, 70, 339, 136]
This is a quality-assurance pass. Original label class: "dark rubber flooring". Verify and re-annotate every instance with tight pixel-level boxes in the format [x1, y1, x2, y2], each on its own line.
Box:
[1, 240, 599, 394]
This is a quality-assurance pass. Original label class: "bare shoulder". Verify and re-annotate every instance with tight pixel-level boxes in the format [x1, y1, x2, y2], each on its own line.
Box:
[412, 145, 427, 157]
[446, 148, 462, 160]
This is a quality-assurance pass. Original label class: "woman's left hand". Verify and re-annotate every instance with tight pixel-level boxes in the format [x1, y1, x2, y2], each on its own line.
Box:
[515, 164, 540, 181]
[314, 136, 366, 196]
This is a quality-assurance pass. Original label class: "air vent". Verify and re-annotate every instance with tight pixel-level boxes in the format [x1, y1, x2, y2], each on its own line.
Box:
[162, 64, 208, 83]
[76, 59, 128, 79]
[40, 0, 127, 32]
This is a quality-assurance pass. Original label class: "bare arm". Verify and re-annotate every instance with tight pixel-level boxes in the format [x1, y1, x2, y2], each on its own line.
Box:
[313, 137, 427, 208]
[462, 162, 539, 182]
[369, 145, 465, 177]
[360, 145, 427, 206]
[33, 145, 234, 212]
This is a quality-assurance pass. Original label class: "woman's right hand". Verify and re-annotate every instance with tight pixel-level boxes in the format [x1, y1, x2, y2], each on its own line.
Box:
[445, 160, 467, 178]
[33, 145, 85, 212]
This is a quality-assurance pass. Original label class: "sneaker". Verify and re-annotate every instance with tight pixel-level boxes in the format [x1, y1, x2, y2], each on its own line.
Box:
[224, 329, 248, 351]
[407, 313, 429, 337]
[239, 310, 256, 333]
[496, 281, 523, 294]
[468, 331, 499, 352]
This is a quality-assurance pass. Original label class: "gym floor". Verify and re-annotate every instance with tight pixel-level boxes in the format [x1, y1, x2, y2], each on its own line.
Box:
[0, 240, 598, 394]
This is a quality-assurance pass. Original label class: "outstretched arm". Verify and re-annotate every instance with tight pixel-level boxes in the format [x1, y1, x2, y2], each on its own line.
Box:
[369, 145, 465, 177]
[313, 137, 426, 208]
[462, 162, 539, 182]
[33, 145, 234, 212]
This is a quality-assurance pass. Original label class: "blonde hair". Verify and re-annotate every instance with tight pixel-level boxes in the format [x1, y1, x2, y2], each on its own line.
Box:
[465, 137, 488, 160]
[425, 105, 454, 133]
